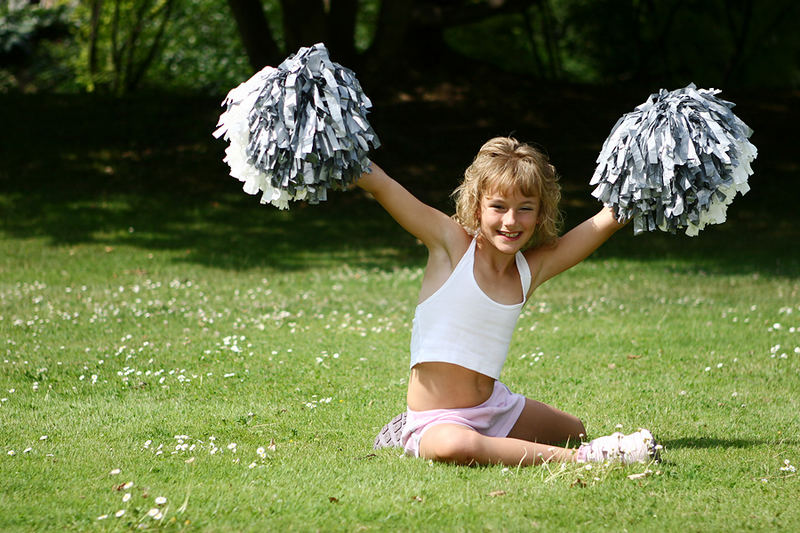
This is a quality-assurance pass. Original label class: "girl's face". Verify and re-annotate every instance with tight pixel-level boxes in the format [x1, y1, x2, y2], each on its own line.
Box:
[478, 188, 539, 254]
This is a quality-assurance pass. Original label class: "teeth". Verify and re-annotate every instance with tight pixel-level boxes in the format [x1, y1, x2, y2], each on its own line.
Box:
[499, 231, 520, 238]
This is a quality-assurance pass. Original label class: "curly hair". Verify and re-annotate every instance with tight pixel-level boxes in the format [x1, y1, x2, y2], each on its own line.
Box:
[452, 137, 562, 248]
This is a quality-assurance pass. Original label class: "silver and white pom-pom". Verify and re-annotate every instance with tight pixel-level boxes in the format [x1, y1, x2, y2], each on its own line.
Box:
[590, 83, 757, 236]
[213, 43, 380, 209]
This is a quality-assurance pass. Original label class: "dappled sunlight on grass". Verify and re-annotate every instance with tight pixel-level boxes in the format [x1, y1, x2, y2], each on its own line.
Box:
[2, 87, 800, 530]
[3, 87, 799, 273]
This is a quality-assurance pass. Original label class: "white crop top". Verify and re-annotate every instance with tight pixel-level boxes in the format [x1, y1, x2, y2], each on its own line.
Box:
[409, 238, 532, 379]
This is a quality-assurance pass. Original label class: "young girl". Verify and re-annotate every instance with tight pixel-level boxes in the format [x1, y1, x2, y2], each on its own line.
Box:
[358, 137, 659, 466]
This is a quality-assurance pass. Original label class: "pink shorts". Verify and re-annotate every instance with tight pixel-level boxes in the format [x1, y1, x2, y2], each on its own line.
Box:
[400, 381, 526, 457]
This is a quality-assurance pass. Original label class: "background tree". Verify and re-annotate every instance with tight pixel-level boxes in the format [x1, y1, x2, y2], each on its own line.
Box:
[3, 0, 800, 95]
[225, 0, 800, 88]
[225, 0, 535, 77]
[78, 0, 177, 94]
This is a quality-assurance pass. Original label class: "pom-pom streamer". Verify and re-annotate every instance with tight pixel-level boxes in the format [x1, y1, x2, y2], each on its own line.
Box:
[590, 83, 757, 235]
[213, 43, 380, 209]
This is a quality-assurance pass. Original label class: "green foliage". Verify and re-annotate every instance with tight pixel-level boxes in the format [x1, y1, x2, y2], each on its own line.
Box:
[66, 0, 177, 94]
[4, 0, 800, 94]
[5, 0, 282, 95]
[0, 3, 72, 92]
[445, 14, 538, 75]
[353, 0, 380, 53]
[0, 3, 70, 59]
[148, 0, 275, 94]
[444, 0, 800, 87]
[560, 0, 800, 87]
[11, 0, 254, 95]
[68, 0, 379, 94]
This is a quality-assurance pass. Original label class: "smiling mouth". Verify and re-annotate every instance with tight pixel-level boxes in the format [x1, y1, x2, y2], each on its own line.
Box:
[498, 230, 522, 239]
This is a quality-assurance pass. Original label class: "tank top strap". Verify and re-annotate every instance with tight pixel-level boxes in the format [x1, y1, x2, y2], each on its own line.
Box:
[515, 251, 531, 298]
[464, 237, 478, 265]
[452, 237, 477, 278]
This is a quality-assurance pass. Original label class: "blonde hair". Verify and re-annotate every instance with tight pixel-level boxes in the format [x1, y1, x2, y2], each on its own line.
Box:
[452, 137, 562, 248]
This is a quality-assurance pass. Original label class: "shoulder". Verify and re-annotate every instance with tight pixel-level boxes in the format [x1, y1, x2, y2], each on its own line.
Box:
[418, 225, 472, 302]
[430, 223, 472, 270]
[522, 241, 554, 292]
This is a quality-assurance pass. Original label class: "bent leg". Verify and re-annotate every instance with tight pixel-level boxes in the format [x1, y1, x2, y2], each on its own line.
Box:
[419, 423, 578, 466]
[506, 398, 586, 446]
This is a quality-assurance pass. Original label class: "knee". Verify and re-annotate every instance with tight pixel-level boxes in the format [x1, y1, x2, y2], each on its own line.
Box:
[556, 414, 587, 445]
[560, 414, 586, 443]
[422, 428, 482, 465]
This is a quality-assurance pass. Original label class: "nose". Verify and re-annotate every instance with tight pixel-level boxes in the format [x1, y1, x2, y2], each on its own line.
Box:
[503, 209, 518, 227]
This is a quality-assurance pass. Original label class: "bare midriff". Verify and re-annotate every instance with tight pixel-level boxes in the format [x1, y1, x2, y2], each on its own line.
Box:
[407, 362, 496, 411]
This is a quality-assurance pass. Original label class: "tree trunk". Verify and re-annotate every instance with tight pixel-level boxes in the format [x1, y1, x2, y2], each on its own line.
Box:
[87, 0, 103, 85]
[227, 0, 281, 70]
[327, 0, 358, 66]
[128, 0, 176, 92]
[364, 0, 534, 78]
[281, 0, 327, 52]
[722, 0, 754, 85]
[363, 0, 414, 78]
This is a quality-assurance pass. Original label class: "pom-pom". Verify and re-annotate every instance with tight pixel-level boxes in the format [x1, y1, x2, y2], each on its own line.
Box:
[589, 83, 757, 236]
[213, 43, 380, 209]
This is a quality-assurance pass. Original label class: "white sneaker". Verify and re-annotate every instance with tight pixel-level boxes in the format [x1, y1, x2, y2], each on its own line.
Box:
[576, 429, 660, 464]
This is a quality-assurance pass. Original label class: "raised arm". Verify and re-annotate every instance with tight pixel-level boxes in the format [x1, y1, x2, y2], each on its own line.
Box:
[527, 206, 626, 290]
[357, 163, 464, 252]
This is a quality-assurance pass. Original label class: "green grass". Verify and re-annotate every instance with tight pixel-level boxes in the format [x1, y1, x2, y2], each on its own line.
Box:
[1, 93, 799, 531]
[2, 194, 799, 531]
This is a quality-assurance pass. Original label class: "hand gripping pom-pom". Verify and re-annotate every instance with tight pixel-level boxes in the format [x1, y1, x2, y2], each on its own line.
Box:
[589, 83, 757, 236]
[213, 43, 381, 209]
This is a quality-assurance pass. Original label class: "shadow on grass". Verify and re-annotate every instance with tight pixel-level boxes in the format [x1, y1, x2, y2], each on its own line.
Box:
[662, 437, 800, 449]
[0, 189, 427, 272]
[0, 93, 427, 271]
[1, 87, 798, 275]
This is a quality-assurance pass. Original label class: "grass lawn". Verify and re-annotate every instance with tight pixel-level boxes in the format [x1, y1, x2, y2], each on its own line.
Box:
[1, 91, 799, 531]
